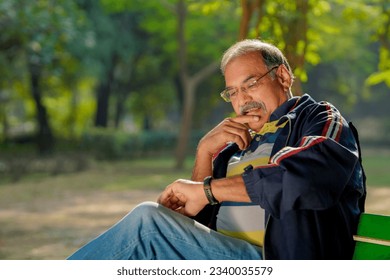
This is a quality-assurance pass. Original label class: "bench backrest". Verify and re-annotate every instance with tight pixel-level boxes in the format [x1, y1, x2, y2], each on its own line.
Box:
[353, 213, 390, 260]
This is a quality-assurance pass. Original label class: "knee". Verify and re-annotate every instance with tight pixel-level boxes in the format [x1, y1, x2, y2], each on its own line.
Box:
[111, 202, 159, 234]
[129, 201, 160, 220]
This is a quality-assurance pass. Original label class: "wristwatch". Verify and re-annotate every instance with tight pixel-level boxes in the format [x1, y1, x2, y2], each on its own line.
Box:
[203, 176, 219, 205]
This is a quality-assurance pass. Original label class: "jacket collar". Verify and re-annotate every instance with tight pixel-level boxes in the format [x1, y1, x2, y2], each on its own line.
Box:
[270, 96, 300, 122]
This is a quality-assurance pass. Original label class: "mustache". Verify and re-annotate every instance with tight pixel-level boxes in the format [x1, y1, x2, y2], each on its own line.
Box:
[239, 101, 267, 115]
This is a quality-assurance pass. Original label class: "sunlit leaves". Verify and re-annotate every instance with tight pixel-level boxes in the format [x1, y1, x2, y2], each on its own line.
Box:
[1, 0, 389, 146]
[366, 48, 390, 87]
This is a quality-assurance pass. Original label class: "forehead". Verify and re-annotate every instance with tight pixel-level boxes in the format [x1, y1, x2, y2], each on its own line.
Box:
[224, 52, 267, 84]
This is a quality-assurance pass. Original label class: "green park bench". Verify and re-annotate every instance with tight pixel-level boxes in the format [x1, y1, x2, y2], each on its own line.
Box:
[353, 213, 390, 260]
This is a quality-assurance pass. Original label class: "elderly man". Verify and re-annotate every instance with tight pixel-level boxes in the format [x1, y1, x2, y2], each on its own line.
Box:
[68, 39, 365, 260]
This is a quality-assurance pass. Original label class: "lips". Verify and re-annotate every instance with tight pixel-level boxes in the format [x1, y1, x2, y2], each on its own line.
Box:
[243, 107, 261, 115]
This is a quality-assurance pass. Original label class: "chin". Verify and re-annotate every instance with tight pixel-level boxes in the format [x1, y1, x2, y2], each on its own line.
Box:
[249, 123, 264, 132]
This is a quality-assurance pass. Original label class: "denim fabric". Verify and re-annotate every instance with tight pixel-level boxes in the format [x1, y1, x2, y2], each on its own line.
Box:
[67, 202, 262, 260]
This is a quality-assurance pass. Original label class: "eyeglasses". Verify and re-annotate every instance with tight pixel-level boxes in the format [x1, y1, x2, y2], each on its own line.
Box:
[220, 66, 279, 102]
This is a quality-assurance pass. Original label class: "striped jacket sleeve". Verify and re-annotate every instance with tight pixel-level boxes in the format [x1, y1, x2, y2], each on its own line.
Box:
[242, 101, 361, 219]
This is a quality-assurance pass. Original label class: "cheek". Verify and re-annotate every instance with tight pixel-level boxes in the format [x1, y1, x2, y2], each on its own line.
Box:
[259, 98, 278, 114]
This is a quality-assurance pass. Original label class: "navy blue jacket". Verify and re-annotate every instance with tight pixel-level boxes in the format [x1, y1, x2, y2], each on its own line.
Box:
[198, 94, 366, 260]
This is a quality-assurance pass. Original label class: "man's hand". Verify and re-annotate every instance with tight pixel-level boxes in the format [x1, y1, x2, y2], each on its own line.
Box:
[157, 179, 208, 217]
[198, 115, 260, 156]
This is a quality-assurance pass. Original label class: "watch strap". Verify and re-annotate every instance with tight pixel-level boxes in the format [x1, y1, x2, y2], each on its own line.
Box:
[203, 176, 219, 205]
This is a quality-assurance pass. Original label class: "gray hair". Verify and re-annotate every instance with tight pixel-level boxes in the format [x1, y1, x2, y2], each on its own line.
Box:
[220, 39, 294, 79]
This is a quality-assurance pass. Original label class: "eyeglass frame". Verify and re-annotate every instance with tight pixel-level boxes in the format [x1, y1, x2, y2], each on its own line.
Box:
[220, 65, 280, 102]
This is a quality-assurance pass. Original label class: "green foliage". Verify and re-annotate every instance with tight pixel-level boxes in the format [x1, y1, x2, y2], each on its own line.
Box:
[0, 0, 389, 153]
[0, 0, 90, 141]
[45, 78, 96, 138]
[366, 48, 390, 88]
[80, 128, 204, 160]
[304, 0, 386, 110]
[128, 83, 177, 129]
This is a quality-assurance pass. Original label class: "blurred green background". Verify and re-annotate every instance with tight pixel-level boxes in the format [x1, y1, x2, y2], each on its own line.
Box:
[0, 0, 389, 259]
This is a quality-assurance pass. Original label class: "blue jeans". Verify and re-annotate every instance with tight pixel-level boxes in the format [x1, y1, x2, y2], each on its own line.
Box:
[67, 202, 263, 260]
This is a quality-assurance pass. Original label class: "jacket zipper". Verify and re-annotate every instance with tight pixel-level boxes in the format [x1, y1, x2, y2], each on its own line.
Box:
[263, 116, 292, 259]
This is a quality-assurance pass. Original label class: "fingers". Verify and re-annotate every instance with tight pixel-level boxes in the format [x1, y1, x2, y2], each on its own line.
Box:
[198, 118, 254, 155]
[230, 115, 261, 125]
[158, 185, 186, 211]
[159, 189, 192, 216]
[218, 116, 258, 149]
[158, 180, 205, 217]
[221, 128, 250, 150]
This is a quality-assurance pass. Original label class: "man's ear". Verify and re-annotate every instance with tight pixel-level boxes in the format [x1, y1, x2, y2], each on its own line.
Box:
[277, 64, 292, 91]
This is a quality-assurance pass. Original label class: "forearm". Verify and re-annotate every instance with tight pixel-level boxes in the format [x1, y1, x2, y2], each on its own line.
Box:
[159, 170, 251, 217]
[191, 115, 256, 181]
[211, 175, 251, 203]
[192, 141, 251, 203]
[191, 145, 213, 181]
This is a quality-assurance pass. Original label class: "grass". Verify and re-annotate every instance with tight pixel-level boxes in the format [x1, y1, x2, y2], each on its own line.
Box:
[0, 153, 388, 209]
[0, 153, 389, 259]
[0, 156, 195, 259]
[0, 157, 194, 206]
[0, 152, 388, 210]
[363, 154, 390, 187]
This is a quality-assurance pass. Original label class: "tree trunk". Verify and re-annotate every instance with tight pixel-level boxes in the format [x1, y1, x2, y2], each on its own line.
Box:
[0, 102, 9, 143]
[239, 0, 265, 40]
[114, 82, 135, 129]
[174, 74, 184, 115]
[114, 91, 127, 129]
[240, 0, 309, 96]
[174, 0, 219, 169]
[175, 83, 195, 169]
[94, 81, 110, 127]
[174, 0, 189, 169]
[281, 0, 309, 96]
[28, 62, 54, 154]
[94, 55, 117, 127]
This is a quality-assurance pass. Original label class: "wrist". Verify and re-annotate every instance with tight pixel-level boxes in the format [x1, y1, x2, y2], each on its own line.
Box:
[203, 176, 219, 205]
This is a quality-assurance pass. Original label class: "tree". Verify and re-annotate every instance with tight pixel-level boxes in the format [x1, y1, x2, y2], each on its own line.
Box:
[120, 0, 238, 168]
[174, 0, 220, 169]
[77, 0, 123, 128]
[0, 0, 86, 153]
[239, 0, 316, 95]
[366, 1, 390, 88]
